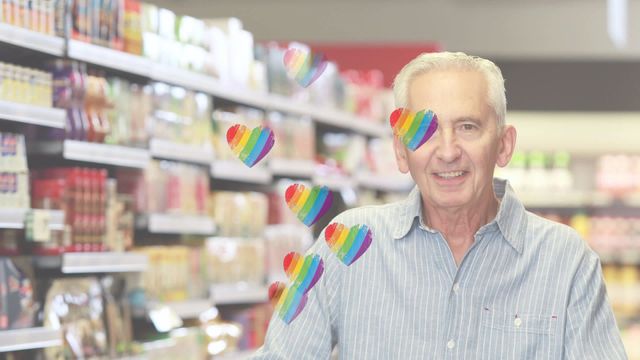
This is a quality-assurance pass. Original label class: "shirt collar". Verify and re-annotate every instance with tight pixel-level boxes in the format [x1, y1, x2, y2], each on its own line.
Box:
[392, 178, 527, 254]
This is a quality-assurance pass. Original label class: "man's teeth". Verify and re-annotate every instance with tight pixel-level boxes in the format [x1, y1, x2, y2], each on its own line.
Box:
[437, 171, 464, 179]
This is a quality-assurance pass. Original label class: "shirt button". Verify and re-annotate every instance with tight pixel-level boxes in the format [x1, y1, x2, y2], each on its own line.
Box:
[514, 318, 522, 327]
[447, 340, 456, 349]
[453, 283, 460, 293]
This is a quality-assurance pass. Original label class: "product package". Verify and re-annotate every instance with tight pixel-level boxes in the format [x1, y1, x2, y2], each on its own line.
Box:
[0, 257, 38, 330]
[0, 132, 30, 209]
[118, 160, 209, 216]
[265, 111, 315, 162]
[43, 277, 109, 359]
[31, 167, 108, 253]
[204, 237, 265, 286]
[209, 191, 268, 238]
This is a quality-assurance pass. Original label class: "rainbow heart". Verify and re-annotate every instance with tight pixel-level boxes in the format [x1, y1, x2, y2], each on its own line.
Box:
[325, 223, 373, 266]
[273, 252, 324, 324]
[389, 108, 438, 151]
[268, 281, 286, 307]
[283, 48, 328, 88]
[226, 124, 275, 167]
[285, 184, 333, 227]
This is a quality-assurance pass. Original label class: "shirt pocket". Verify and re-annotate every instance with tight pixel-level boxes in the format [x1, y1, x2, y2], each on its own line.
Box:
[477, 307, 558, 359]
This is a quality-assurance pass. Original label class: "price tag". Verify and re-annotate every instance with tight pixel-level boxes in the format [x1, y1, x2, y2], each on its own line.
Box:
[25, 210, 51, 242]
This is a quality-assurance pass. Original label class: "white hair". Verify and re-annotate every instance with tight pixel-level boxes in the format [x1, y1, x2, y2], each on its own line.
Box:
[392, 51, 507, 128]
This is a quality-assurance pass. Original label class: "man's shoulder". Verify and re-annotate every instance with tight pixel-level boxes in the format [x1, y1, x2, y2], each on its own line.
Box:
[524, 210, 596, 260]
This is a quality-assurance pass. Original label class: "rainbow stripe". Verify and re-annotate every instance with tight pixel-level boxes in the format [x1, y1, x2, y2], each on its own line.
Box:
[285, 184, 333, 227]
[389, 108, 438, 151]
[283, 48, 328, 88]
[325, 223, 373, 266]
[226, 124, 275, 167]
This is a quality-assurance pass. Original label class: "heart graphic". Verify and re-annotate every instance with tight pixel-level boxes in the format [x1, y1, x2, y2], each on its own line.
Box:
[268, 281, 286, 307]
[325, 223, 373, 266]
[226, 124, 275, 167]
[285, 184, 333, 227]
[271, 252, 324, 324]
[389, 108, 438, 151]
[283, 48, 328, 88]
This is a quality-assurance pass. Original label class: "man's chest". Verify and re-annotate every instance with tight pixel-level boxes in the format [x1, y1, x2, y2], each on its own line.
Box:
[336, 239, 568, 359]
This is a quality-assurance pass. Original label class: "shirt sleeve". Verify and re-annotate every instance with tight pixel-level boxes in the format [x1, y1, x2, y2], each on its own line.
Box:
[563, 251, 628, 359]
[251, 226, 342, 360]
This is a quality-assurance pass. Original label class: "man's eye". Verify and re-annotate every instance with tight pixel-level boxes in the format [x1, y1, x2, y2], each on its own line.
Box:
[461, 123, 477, 131]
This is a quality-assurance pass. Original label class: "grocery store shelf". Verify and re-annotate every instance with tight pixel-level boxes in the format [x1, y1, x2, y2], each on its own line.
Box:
[0, 327, 61, 353]
[164, 299, 213, 319]
[137, 213, 217, 235]
[150, 63, 271, 108]
[356, 172, 414, 192]
[64, 41, 390, 139]
[68, 40, 151, 77]
[510, 111, 640, 155]
[216, 350, 256, 360]
[211, 161, 272, 184]
[0, 23, 64, 56]
[269, 95, 388, 137]
[269, 158, 316, 178]
[149, 138, 214, 165]
[0, 100, 66, 128]
[519, 190, 612, 208]
[312, 105, 389, 138]
[32, 140, 150, 168]
[210, 284, 268, 305]
[35, 252, 149, 274]
[0, 208, 64, 230]
[313, 174, 357, 191]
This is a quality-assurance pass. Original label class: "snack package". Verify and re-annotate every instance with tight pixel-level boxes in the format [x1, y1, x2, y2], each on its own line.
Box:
[43, 277, 109, 359]
[0, 257, 38, 329]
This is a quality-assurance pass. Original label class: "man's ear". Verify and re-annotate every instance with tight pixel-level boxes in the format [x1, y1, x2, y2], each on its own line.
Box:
[394, 136, 410, 173]
[496, 125, 517, 167]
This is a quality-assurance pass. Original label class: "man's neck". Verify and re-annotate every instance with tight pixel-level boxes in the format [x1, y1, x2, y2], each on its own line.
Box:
[422, 191, 500, 242]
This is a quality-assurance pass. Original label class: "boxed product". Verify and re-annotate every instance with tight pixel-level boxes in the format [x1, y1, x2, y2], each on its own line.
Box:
[32, 167, 108, 252]
[118, 160, 209, 216]
[266, 111, 315, 162]
[209, 191, 268, 238]
[135, 245, 190, 301]
[204, 237, 265, 286]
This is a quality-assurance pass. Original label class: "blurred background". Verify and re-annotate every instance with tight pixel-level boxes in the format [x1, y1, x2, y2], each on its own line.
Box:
[0, 0, 638, 358]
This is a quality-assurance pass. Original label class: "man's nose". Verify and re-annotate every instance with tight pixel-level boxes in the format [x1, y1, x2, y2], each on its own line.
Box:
[434, 127, 462, 162]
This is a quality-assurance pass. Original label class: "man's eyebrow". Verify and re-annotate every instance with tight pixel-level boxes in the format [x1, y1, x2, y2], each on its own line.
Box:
[453, 116, 484, 124]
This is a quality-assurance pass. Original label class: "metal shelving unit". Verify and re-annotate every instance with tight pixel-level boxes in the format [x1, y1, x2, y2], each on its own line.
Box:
[0, 327, 62, 353]
[210, 284, 268, 305]
[0, 23, 64, 56]
[136, 213, 217, 235]
[0, 100, 66, 128]
[35, 252, 149, 274]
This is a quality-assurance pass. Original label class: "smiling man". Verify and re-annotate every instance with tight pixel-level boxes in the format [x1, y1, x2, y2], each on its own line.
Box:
[253, 52, 627, 359]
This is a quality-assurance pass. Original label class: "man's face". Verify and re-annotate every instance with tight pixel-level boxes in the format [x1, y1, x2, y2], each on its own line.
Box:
[394, 69, 516, 210]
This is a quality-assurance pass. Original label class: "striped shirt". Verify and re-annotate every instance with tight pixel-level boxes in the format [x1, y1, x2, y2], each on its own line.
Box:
[253, 178, 627, 359]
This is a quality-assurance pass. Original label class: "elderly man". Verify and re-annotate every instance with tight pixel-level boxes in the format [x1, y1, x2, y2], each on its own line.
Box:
[253, 52, 627, 359]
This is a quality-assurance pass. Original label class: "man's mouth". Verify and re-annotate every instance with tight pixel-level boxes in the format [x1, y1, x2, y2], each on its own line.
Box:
[434, 170, 467, 179]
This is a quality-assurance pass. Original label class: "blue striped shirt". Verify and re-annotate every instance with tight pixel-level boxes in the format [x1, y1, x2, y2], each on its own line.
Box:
[253, 178, 627, 359]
